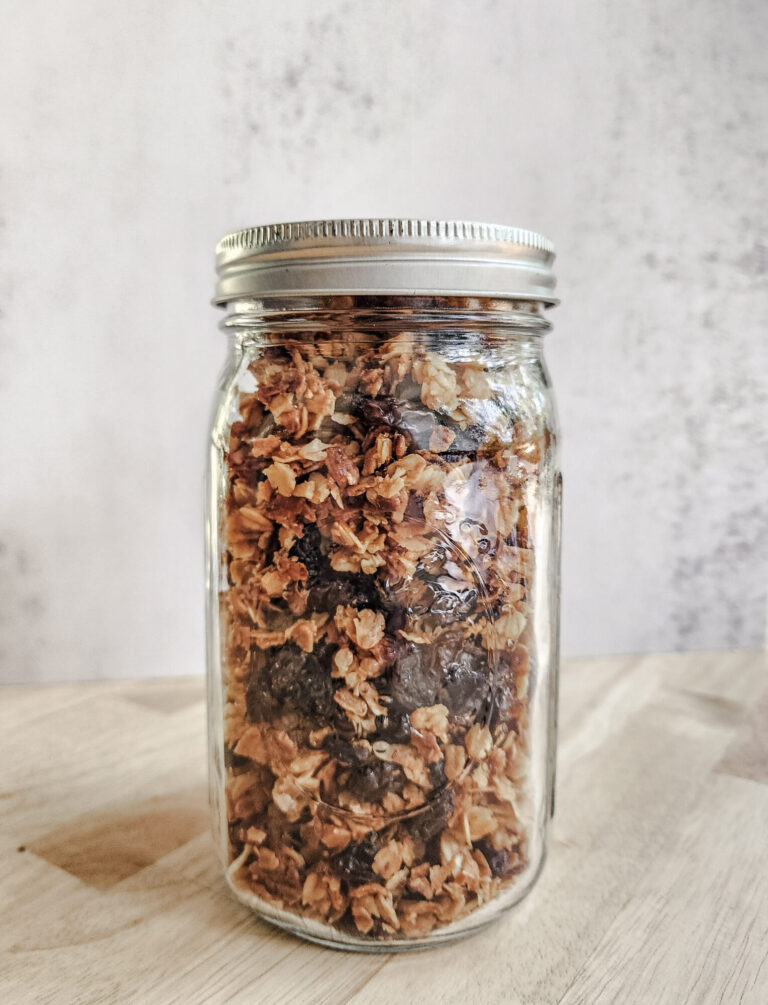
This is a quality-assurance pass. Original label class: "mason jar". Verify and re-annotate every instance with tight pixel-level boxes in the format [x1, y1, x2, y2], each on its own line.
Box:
[206, 219, 561, 950]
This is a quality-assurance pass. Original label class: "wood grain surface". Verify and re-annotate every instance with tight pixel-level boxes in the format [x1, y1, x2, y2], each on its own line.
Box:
[1, 650, 766, 1004]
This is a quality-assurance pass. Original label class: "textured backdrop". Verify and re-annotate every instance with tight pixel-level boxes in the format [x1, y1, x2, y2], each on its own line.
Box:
[1, 0, 766, 683]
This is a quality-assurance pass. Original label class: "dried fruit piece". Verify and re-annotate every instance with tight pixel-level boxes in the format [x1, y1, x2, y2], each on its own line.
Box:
[306, 574, 382, 615]
[389, 643, 440, 712]
[475, 840, 518, 879]
[374, 710, 412, 744]
[289, 524, 328, 584]
[322, 735, 371, 766]
[346, 760, 406, 801]
[266, 641, 339, 721]
[406, 787, 455, 845]
[332, 832, 381, 886]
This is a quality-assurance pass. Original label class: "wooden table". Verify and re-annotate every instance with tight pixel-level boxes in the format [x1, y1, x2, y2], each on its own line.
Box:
[1, 650, 766, 1004]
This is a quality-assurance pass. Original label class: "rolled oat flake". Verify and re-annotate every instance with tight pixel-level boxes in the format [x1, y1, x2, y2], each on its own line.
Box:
[206, 219, 561, 949]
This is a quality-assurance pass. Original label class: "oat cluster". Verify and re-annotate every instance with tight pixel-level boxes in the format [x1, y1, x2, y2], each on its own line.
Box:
[220, 321, 547, 940]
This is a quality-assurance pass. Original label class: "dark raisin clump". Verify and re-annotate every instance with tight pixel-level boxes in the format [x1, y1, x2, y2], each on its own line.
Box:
[356, 395, 401, 427]
[389, 631, 490, 717]
[403, 494, 425, 522]
[322, 735, 371, 766]
[431, 631, 490, 717]
[289, 524, 327, 585]
[410, 578, 478, 627]
[389, 643, 440, 712]
[475, 840, 514, 878]
[428, 759, 447, 789]
[346, 760, 406, 801]
[224, 746, 251, 770]
[245, 654, 275, 722]
[398, 400, 437, 448]
[259, 526, 281, 568]
[375, 709, 411, 744]
[268, 641, 337, 720]
[307, 573, 382, 615]
[384, 603, 407, 635]
[406, 787, 455, 844]
[332, 832, 381, 886]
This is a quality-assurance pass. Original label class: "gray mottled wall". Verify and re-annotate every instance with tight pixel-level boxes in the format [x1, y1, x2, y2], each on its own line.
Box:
[1, 0, 766, 683]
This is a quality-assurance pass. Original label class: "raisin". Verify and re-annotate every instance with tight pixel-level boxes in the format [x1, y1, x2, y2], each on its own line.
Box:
[224, 746, 251, 770]
[374, 709, 411, 744]
[307, 573, 382, 615]
[289, 525, 327, 585]
[387, 629, 490, 717]
[431, 631, 490, 717]
[356, 395, 401, 427]
[346, 760, 406, 801]
[384, 604, 406, 634]
[475, 840, 513, 878]
[323, 735, 371, 766]
[398, 401, 437, 449]
[403, 494, 425, 522]
[389, 643, 440, 712]
[245, 652, 275, 722]
[406, 787, 454, 844]
[428, 759, 447, 789]
[439, 658, 488, 717]
[332, 832, 381, 886]
[268, 642, 337, 720]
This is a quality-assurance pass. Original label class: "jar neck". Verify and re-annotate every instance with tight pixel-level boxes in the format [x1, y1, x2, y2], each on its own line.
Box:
[220, 295, 552, 344]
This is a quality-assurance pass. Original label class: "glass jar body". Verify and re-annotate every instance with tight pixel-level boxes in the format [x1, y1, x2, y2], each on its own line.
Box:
[206, 297, 561, 950]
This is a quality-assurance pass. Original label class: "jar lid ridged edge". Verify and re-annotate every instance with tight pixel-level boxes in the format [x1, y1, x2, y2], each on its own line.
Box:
[214, 218, 557, 305]
[216, 219, 554, 258]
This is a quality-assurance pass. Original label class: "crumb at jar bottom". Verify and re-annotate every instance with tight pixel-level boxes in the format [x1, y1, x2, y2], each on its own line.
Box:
[224, 839, 547, 951]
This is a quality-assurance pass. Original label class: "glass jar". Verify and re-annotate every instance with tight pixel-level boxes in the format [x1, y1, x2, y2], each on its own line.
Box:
[206, 220, 561, 950]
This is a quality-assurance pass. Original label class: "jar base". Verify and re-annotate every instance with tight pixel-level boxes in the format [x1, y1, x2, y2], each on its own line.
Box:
[225, 847, 546, 953]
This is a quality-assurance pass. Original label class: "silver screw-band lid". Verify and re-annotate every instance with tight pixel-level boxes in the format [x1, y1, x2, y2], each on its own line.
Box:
[214, 219, 557, 305]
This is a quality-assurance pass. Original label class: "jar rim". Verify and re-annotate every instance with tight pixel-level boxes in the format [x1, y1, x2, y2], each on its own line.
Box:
[213, 218, 558, 306]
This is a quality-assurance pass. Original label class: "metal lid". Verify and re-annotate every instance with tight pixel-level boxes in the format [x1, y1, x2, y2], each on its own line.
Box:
[214, 218, 557, 305]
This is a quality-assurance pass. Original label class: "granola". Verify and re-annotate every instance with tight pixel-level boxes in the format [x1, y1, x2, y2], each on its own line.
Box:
[218, 318, 549, 941]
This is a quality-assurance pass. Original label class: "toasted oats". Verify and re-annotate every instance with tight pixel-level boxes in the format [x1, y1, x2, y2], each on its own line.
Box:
[372, 842, 403, 880]
[334, 688, 369, 720]
[413, 353, 460, 412]
[219, 318, 551, 943]
[351, 899, 375, 934]
[351, 609, 385, 650]
[319, 825, 352, 851]
[466, 724, 493, 761]
[391, 745, 432, 789]
[264, 460, 297, 496]
[234, 726, 268, 764]
[286, 619, 315, 653]
[332, 646, 355, 678]
[445, 743, 468, 781]
[411, 704, 450, 742]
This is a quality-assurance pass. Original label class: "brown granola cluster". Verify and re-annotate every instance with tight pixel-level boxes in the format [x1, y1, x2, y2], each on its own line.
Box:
[220, 325, 545, 940]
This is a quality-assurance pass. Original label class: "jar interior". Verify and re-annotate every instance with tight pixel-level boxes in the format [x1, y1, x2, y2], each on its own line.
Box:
[207, 294, 559, 946]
